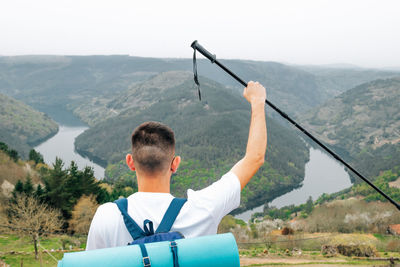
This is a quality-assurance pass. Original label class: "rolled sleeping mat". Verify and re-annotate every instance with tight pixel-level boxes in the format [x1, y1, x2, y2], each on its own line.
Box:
[58, 233, 240, 267]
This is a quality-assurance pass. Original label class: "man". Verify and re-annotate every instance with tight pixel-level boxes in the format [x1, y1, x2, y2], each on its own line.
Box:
[86, 81, 267, 250]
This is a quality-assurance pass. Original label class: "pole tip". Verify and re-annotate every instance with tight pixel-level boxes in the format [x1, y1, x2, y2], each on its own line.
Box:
[191, 40, 198, 49]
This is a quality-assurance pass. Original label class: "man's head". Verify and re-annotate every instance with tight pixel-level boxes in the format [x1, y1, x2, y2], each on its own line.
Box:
[126, 121, 178, 176]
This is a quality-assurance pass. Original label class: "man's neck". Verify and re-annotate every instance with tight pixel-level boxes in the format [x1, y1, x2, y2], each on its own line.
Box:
[137, 173, 171, 193]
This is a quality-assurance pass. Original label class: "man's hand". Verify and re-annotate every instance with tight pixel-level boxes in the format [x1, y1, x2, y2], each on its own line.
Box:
[243, 81, 266, 105]
[231, 81, 267, 190]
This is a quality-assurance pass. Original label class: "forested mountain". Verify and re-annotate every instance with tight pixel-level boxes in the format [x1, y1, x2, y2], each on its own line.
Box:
[0, 93, 58, 158]
[301, 77, 400, 180]
[298, 65, 398, 98]
[74, 71, 309, 211]
[1, 55, 397, 120]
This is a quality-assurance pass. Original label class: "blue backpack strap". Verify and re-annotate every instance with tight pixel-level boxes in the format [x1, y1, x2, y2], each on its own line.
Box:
[156, 198, 187, 233]
[170, 241, 179, 267]
[114, 198, 146, 240]
[139, 243, 151, 267]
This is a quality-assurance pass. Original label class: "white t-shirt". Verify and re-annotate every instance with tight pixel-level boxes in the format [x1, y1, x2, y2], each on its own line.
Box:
[86, 171, 241, 250]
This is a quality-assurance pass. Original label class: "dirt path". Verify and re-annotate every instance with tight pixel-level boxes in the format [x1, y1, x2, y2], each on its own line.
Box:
[240, 256, 346, 266]
[240, 256, 390, 266]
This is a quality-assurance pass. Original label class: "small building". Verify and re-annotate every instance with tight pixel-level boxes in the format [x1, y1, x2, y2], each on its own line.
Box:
[387, 224, 400, 236]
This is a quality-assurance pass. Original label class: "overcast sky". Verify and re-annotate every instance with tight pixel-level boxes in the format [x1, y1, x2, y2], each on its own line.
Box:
[1, 0, 399, 68]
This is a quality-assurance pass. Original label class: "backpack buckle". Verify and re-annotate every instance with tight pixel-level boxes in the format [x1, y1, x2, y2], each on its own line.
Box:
[142, 256, 151, 267]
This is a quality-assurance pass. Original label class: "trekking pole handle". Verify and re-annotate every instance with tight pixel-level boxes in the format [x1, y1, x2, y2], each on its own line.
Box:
[191, 40, 217, 64]
[192, 41, 248, 87]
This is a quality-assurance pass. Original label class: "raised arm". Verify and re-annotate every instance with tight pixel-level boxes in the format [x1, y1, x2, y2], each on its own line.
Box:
[231, 81, 267, 190]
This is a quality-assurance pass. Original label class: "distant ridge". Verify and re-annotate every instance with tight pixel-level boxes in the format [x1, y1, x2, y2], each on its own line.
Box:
[2, 55, 397, 119]
[302, 77, 400, 179]
[0, 93, 58, 158]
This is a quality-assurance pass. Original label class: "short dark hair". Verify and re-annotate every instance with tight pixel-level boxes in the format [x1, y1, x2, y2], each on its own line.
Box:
[131, 121, 175, 174]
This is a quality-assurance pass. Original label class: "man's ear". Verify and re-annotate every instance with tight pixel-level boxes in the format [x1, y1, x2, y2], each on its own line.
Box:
[126, 154, 136, 171]
[171, 156, 181, 173]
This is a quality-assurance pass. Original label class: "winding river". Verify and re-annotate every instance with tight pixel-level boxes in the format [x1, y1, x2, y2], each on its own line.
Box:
[34, 124, 105, 180]
[34, 120, 352, 221]
[235, 148, 352, 221]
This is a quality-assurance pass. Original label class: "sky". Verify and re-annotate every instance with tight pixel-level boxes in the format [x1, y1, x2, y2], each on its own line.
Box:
[0, 0, 399, 68]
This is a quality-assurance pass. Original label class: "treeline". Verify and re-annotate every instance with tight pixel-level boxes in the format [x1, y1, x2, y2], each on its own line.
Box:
[0, 142, 19, 162]
[315, 167, 400, 205]
[347, 169, 400, 202]
[252, 196, 314, 221]
[10, 158, 138, 225]
[3, 145, 137, 231]
[1, 141, 46, 165]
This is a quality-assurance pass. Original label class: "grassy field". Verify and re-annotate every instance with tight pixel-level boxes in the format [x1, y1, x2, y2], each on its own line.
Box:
[0, 234, 86, 267]
[237, 232, 400, 266]
[1, 233, 399, 266]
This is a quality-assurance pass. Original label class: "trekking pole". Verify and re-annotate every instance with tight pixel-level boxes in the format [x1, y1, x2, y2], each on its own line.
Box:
[191, 40, 400, 211]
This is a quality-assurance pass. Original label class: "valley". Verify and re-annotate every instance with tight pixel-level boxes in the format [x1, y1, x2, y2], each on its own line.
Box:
[1, 55, 399, 213]
[1, 55, 400, 266]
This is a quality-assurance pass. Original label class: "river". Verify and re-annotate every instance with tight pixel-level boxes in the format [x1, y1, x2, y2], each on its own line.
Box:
[34, 121, 351, 219]
[32, 104, 106, 180]
[235, 148, 352, 221]
[34, 125, 105, 179]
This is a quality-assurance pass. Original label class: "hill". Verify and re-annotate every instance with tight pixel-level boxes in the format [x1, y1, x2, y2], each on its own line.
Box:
[297, 65, 398, 99]
[74, 71, 309, 212]
[2, 55, 396, 120]
[301, 77, 400, 179]
[0, 93, 58, 158]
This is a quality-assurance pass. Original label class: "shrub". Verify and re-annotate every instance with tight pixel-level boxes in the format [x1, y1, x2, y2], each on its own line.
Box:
[281, 227, 294, 235]
[336, 244, 378, 257]
[321, 245, 338, 257]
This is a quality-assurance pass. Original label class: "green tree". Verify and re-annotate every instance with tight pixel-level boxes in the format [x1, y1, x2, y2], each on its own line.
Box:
[13, 180, 24, 196]
[8, 149, 19, 162]
[42, 159, 108, 225]
[0, 142, 8, 152]
[305, 196, 314, 215]
[42, 158, 73, 220]
[29, 149, 44, 165]
[34, 184, 44, 199]
[23, 176, 34, 195]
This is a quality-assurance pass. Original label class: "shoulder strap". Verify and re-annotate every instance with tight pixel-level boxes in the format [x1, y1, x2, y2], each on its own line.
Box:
[114, 198, 146, 240]
[156, 198, 187, 233]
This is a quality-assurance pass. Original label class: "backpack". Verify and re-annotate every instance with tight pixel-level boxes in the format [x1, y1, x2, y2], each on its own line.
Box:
[114, 197, 187, 267]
